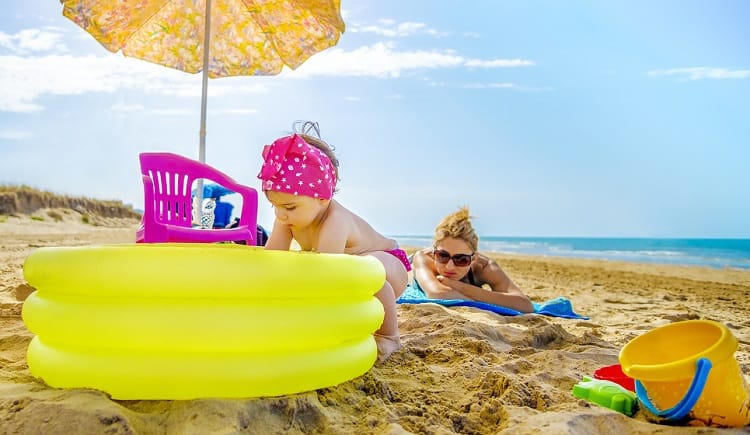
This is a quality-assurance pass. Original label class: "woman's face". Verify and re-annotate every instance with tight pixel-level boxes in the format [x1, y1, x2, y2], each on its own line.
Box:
[433, 237, 475, 280]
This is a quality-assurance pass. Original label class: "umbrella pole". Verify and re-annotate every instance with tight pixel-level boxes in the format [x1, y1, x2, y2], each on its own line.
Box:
[194, 0, 212, 225]
[199, 0, 211, 165]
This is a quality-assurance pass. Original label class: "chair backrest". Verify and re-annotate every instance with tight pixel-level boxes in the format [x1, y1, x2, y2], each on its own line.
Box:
[136, 152, 258, 245]
[141, 155, 195, 228]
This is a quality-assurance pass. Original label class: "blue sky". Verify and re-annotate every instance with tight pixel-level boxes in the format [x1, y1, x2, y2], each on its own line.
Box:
[1, 1, 749, 238]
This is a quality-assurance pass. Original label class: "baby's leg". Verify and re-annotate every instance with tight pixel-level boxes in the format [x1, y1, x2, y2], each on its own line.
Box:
[366, 251, 408, 362]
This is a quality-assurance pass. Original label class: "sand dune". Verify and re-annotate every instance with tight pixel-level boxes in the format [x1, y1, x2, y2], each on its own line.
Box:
[1, 216, 748, 434]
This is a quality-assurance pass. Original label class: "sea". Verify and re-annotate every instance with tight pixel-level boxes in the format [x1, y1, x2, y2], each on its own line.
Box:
[391, 236, 750, 270]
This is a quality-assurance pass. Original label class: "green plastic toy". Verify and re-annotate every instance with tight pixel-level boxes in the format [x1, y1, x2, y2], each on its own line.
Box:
[572, 376, 638, 416]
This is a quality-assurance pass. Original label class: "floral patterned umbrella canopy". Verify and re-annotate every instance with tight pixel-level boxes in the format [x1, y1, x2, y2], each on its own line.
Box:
[60, 0, 345, 162]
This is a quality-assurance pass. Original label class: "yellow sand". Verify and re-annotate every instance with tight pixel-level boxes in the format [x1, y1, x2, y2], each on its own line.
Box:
[1, 215, 748, 434]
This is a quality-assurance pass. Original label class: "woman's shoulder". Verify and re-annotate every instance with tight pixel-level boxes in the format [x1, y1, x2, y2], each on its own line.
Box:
[412, 247, 432, 261]
[471, 252, 503, 285]
[473, 252, 499, 270]
[474, 251, 490, 263]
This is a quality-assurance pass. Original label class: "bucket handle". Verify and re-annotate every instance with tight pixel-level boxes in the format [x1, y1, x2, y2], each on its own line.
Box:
[635, 357, 712, 421]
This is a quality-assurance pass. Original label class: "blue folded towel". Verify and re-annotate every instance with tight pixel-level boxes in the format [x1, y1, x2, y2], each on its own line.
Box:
[397, 284, 588, 320]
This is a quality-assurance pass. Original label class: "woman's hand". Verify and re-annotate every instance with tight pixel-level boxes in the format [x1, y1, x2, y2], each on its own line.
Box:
[436, 275, 465, 293]
[425, 275, 463, 299]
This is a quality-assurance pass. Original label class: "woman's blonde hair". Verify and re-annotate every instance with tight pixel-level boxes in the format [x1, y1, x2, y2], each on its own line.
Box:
[293, 120, 340, 183]
[434, 206, 479, 252]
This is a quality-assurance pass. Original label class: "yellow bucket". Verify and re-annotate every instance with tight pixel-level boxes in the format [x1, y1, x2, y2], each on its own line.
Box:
[619, 320, 750, 427]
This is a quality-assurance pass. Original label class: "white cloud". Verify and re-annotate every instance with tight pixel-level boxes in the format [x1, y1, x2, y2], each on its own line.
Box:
[0, 54, 177, 112]
[344, 96, 361, 102]
[463, 82, 519, 89]
[291, 42, 534, 78]
[0, 28, 534, 112]
[0, 129, 34, 140]
[148, 108, 193, 116]
[648, 67, 750, 80]
[464, 59, 535, 68]
[110, 103, 257, 116]
[110, 103, 145, 112]
[462, 82, 550, 92]
[0, 54, 271, 113]
[348, 19, 446, 38]
[0, 28, 67, 54]
[214, 108, 258, 115]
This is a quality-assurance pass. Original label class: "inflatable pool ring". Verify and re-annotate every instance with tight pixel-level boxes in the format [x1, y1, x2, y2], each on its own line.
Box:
[22, 244, 386, 400]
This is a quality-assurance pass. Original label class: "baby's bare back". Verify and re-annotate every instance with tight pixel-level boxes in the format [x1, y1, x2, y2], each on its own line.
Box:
[329, 201, 395, 255]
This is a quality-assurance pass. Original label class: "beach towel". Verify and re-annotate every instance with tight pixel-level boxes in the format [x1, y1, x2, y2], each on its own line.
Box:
[397, 284, 589, 320]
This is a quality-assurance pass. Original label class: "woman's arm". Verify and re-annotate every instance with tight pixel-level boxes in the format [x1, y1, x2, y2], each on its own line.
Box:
[439, 258, 534, 313]
[264, 219, 293, 250]
[438, 276, 534, 312]
[412, 250, 465, 299]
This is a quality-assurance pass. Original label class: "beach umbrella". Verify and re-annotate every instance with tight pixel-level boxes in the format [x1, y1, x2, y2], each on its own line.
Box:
[59, 0, 345, 205]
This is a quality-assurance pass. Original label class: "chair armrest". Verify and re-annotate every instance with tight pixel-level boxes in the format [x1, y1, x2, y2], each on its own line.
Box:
[199, 172, 258, 245]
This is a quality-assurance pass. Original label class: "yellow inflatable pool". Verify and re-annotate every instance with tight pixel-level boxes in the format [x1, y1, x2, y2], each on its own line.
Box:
[22, 244, 386, 400]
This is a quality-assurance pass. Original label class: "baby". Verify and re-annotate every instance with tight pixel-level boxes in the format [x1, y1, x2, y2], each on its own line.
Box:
[257, 122, 409, 362]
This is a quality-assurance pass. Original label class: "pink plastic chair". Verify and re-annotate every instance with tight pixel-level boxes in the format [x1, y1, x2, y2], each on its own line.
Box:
[135, 152, 258, 245]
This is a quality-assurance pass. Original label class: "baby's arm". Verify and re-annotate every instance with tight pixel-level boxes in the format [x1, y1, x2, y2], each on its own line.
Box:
[264, 219, 293, 250]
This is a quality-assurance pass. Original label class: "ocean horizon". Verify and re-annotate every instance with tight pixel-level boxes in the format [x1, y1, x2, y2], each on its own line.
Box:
[391, 236, 750, 270]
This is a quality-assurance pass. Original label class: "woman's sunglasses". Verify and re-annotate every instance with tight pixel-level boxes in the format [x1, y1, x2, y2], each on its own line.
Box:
[433, 248, 474, 267]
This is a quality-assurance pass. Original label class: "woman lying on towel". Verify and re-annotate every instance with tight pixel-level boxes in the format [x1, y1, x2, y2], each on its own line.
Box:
[410, 207, 534, 313]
